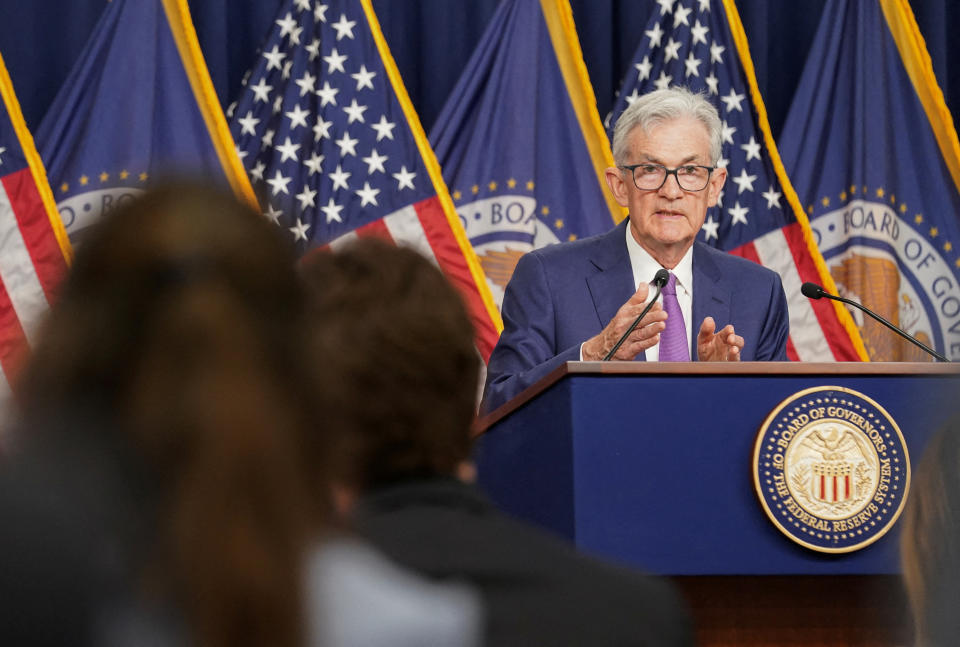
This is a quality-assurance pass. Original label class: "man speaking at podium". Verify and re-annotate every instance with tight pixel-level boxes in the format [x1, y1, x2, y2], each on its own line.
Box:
[482, 88, 789, 413]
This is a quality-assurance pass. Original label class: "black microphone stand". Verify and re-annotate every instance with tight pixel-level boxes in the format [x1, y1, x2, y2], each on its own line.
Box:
[802, 282, 948, 362]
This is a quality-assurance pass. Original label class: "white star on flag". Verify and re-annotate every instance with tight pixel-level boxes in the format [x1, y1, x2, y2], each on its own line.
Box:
[392, 166, 416, 190]
[342, 99, 367, 124]
[684, 52, 701, 78]
[289, 218, 310, 241]
[304, 151, 324, 175]
[710, 41, 725, 64]
[264, 203, 282, 223]
[296, 185, 317, 209]
[329, 163, 351, 190]
[727, 201, 749, 225]
[275, 137, 301, 162]
[762, 186, 782, 209]
[636, 56, 652, 81]
[321, 197, 343, 223]
[741, 136, 762, 161]
[720, 120, 736, 144]
[701, 215, 719, 240]
[331, 13, 357, 40]
[295, 71, 317, 96]
[263, 45, 286, 71]
[316, 81, 339, 106]
[324, 48, 347, 74]
[335, 131, 359, 156]
[351, 65, 376, 90]
[371, 115, 396, 141]
[720, 88, 745, 112]
[355, 181, 380, 207]
[286, 104, 310, 130]
[664, 38, 682, 63]
[654, 71, 673, 90]
[732, 168, 757, 194]
[691, 20, 709, 45]
[313, 116, 333, 141]
[645, 22, 665, 48]
[656, 0, 675, 16]
[362, 148, 388, 174]
[267, 169, 292, 195]
[238, 111, 260, 136]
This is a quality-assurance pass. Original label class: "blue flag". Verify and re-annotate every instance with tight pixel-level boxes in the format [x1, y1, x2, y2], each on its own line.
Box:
[606, 0, 866, 362]
[429, 0, 622, 308]
[228, 0, 502, 360]
[36, 0, 255, 243]
[780, 0, 960, 361]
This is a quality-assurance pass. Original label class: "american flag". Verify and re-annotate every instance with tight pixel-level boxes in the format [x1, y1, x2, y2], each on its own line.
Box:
[0, 52, 71, 404]
[228, 0, 501, 359]
[606, 0, 866, 361]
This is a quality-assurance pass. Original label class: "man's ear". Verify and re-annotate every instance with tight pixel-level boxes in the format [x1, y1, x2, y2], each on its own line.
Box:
[605, 166, 631, 207]
[706, 166, 727, 207]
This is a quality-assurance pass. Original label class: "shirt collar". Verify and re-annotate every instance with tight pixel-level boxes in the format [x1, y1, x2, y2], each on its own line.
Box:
[624, 226, 694, 296]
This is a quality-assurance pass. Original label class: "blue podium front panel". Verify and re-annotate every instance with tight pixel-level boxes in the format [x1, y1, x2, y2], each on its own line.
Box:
[475, 363, 960, 575]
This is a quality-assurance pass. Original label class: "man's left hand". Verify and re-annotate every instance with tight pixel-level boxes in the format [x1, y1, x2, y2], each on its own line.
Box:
[697, 316, 743, 361]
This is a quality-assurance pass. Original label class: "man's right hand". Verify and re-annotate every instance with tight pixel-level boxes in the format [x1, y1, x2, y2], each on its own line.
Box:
[581, 283, 667, 361]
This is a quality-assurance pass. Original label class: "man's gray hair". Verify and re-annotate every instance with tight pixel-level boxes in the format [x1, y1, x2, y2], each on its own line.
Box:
[611, 87, 723, 166]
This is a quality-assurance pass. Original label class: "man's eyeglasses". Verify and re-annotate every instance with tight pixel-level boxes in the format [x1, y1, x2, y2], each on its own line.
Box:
[620, 163, 715, 192]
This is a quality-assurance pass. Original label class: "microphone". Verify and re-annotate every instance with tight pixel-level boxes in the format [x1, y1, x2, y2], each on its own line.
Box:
[603, 269, 671, 361]
[800, 282, 949, 362]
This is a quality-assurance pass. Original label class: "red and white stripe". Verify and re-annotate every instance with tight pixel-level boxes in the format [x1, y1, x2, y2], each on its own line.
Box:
[732, 222, 861, 362]
[326, 195, 500, 361]
[0, 167, 68, 396]
[815, 473, 851, 503]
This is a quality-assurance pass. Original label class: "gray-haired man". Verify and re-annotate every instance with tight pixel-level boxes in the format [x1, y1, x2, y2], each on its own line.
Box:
[482, 87, 789, 412]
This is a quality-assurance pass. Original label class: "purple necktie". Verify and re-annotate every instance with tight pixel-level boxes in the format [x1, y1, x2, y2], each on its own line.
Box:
[659, 272, 689, 361]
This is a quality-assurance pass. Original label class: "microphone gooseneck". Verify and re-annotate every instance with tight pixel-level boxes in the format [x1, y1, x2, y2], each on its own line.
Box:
[800, 282, 949, 362]
[603, 269, 671, 361]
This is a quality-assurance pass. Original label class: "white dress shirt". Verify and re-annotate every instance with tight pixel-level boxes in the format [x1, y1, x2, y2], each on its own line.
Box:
[623, 227, 694, 361]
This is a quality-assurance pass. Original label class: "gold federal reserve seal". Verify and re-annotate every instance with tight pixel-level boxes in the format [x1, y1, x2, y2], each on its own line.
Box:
[752, 386, 910, 553]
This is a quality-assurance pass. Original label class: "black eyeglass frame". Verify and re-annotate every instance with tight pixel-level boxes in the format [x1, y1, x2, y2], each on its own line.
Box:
[619, 163, 716, 192]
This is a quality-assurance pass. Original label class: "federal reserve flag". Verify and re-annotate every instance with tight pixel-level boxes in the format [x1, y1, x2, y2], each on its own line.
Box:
[36, 0, 255, 243]
[430, 0, 623, 308]
[0, 53, 71, 401]
[229, 0, 501, 359]
[608, 0, 867, 361]
[780, 0, 960, 361]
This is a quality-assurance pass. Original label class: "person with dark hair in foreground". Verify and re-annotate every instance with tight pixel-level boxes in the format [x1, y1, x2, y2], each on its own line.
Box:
[900, 417, 960, 646]
[4, 182, 314, 647]
[1, 183, 478, 647]
[302, 238, 694, 647]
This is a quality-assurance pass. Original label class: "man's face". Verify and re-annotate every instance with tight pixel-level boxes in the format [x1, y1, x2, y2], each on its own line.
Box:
[605, 116, 726, 266]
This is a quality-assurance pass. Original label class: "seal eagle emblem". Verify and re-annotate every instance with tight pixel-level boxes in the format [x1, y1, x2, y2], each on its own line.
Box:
[753, 386, 910, 553]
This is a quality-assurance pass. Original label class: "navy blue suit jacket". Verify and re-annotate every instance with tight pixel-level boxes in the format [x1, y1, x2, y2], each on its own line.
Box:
[482, 221, 790, 412]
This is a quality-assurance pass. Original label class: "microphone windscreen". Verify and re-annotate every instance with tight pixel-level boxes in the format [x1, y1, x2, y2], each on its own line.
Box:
[801, 282, 824, 299]
[653, 268, 670, 288]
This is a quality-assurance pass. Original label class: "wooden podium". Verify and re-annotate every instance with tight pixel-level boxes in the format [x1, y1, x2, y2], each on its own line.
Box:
[474, 362, 960, 645]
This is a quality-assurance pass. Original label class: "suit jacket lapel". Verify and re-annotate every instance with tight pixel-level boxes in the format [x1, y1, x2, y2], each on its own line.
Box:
[585, 221, 635, 337]
[691, 243, 730, 360]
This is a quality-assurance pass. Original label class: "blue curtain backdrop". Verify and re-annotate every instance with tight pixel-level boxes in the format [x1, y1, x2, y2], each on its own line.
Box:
[0, 0, 957, 145]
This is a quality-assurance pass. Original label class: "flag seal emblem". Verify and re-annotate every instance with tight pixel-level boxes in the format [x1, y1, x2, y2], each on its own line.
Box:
[811, 198, 957, 361]
[752, 386, 910, 553]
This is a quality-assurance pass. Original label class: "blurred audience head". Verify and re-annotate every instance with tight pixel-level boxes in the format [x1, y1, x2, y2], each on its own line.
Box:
[901, 417, 960, 646]
[300, 238, 479, 492]
[13, 181, 315, 647]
